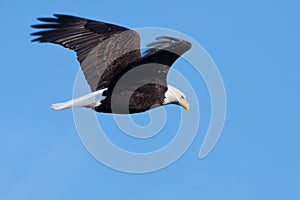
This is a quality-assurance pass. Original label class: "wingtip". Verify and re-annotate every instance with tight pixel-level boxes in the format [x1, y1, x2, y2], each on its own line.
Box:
[156, 36, 180, 41]
[30, 37, 42, 42]
[31, 24, 42, 29]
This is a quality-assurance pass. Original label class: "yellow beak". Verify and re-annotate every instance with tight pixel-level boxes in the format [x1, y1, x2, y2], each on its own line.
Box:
[180, 99, 190, 111]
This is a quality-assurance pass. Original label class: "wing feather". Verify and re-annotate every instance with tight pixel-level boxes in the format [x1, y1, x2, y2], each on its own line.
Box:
[31, 14, 141, 91]
[137, 36, 192, 87]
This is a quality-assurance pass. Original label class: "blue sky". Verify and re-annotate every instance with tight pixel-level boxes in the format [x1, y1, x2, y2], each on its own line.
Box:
[1, 0, 300, 199]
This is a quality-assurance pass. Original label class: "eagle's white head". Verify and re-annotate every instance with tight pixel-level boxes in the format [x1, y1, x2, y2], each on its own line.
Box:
[163, 85, 189, 110]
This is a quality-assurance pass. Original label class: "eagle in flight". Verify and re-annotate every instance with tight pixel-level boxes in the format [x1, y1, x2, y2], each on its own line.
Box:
[31, 14, 191, 114]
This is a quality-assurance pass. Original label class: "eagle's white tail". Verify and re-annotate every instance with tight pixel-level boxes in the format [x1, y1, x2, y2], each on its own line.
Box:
[51, 102, 72, 110]
[51, 89, 106, 110]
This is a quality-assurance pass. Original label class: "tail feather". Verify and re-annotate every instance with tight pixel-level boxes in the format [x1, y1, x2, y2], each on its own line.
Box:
[51, 102, 72, 110]
[50, 89, 106, 111]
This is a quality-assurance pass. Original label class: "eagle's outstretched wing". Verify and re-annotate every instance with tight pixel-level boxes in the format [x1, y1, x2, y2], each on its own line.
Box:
[142, 36, 191, 69]
[138, 36, 191, 86]
[31, 14, 141, 91]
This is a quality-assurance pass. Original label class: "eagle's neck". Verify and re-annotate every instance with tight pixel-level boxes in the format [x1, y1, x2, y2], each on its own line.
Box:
[163, 85, 183, 105]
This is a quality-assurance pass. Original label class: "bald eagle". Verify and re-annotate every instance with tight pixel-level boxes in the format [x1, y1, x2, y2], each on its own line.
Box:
[31, 14, 191, 114]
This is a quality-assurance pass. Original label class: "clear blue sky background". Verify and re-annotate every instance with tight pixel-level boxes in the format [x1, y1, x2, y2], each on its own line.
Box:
[1, 0, 299, 199]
